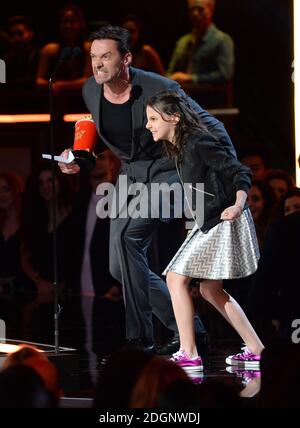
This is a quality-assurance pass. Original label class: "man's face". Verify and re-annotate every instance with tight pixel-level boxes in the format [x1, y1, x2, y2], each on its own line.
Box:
[187, 0, 213, 30]
[9, 23, 33, 48]
[241, 155, 267, 181]
[90, 39, 131, 85]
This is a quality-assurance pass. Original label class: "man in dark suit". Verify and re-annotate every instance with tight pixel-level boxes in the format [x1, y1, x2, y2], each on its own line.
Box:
[59, 25, 236, 352]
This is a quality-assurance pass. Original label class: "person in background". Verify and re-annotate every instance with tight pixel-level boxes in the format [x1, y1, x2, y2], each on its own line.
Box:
[20, 165, 72, 340]
[277, 187, 300, 217]
[0, 172, 23, 334]
[167, 0, 234, 85]
[120, 14, 165, 75]
[36, 4, 91, 94]
[247, 180, 277, 250]
[0, 172, 23, 283]
[240, 146, 271, 182]
[4, 15, 39, 87]
[265, 169, 294, 200]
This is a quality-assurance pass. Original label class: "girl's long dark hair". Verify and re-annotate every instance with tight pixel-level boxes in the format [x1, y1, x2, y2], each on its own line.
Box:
[147, 91, 206, 161]
[0, 172, 23, 230]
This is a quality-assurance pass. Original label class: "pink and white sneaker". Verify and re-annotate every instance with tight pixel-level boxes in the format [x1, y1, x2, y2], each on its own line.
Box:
[225, 346, 261, 368]
[170, 349, 203, 371]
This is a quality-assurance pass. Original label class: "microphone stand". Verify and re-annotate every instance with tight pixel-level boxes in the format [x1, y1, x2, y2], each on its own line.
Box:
[48, 47, 72, 354]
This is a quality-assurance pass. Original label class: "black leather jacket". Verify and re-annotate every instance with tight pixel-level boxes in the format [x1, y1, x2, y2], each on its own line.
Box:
[177, 130, 252, 232]
[82, 67, 236, 184]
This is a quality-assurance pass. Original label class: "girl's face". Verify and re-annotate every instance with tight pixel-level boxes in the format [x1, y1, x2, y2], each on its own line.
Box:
[146, 106, 178, 143]
[268, 178, 288, 200]
[284, 195, 300, 216]
[0, 178, 13, 211]
[248, 185, 264, 221]
[38, 170, 59, 201]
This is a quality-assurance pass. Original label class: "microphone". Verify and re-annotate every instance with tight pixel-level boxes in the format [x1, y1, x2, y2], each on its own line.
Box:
[72, 46, 82, 59]
[59, 46, 73, 62]
[50, 47, 73, 82]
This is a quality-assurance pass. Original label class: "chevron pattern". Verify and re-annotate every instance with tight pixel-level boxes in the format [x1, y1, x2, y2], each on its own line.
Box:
[163, 209, 260, 280]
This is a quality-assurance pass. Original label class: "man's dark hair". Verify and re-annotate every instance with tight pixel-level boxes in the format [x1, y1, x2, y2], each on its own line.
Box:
[7, 15, 33, 31]
[89, 25, 131, 55]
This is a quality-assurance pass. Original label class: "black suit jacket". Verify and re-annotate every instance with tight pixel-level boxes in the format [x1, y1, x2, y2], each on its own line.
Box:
[82, 67, 236, 185]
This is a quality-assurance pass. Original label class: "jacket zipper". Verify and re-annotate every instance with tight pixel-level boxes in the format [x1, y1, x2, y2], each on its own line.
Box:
[188, 184, 215, 197]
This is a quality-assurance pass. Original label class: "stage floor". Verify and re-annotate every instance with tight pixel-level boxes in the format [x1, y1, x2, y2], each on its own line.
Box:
[2, 295, 261, 408]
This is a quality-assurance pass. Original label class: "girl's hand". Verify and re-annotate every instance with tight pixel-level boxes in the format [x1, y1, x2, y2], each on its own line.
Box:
[220, 204, 243, 221]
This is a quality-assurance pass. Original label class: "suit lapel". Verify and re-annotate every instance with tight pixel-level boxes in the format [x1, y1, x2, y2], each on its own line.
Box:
[94, 83, 102, 136]
[130, 68, 145, 159]
[94, 83, 118, 152]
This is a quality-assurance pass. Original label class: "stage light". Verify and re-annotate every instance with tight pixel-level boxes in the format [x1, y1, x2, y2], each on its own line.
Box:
[0, 344, 21, 354]
[63, 113, 88, 122]
[0, 114, 50, 123]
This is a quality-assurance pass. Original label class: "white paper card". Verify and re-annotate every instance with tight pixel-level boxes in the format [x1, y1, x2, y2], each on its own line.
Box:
[42, 151, 75, 164]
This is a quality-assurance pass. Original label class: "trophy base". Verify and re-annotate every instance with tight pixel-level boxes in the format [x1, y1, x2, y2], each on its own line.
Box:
[72, 150, 96, 172]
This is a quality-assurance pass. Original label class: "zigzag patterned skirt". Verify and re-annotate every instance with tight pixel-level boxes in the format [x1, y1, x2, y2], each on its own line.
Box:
[163, 208, 260, 280]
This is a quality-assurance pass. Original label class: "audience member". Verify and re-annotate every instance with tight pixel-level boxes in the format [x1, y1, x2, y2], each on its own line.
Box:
[265, 169, 294, 200]
[36, 4, 92, 113]
[0, 172, 23, 333]
[120, 14, 165, 75]
[277, 187, 300, 217]
[0, 365, 56, 408]
[63, 149, 124, 375]
[157, 379, 200, 408]
[4, 15, 39, 87]
[20, 164, 72, 339]
[167, 0, 234, 84]
[247, 180, 276, 249]
[94, 348, 154, 408]
[130, 356, 190, 408]
[240, 146, 271, 181]
[0, 172, 23, 283]
[197, 378, 241, 408]
[258, 343, 300, 408]
[2, 344, 61, 403]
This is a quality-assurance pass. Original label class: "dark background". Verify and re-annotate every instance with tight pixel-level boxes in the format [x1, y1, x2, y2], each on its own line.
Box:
[0, 0, 294, 172]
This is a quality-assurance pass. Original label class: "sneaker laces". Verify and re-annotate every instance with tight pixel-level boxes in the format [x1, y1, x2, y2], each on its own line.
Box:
[171, 349, 185, 360]
[236, 346, 252, 357]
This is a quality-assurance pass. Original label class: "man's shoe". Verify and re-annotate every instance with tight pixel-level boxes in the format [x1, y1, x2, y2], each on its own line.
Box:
[126, 339, 157, 354]
[157, 332, 210, 356]
[157, 337, 180, 355]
